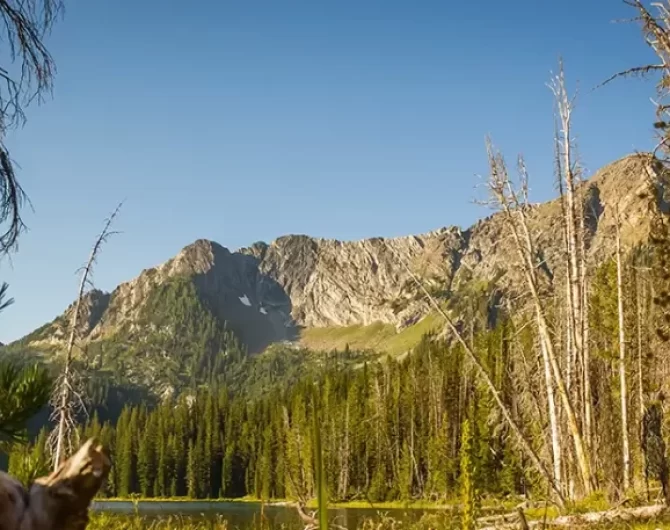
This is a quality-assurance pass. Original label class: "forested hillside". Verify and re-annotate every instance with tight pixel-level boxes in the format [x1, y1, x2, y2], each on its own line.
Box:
[9, 239, 667, 504]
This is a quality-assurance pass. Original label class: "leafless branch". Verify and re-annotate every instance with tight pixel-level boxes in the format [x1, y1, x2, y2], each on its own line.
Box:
[596, 64, 665, 90]
[0, 0, 64, 254]
[49, 201, 122, 469]
[0, 280, 13, 313]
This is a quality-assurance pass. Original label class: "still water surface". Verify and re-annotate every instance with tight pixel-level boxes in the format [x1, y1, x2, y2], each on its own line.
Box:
[92, 501, 441, 529]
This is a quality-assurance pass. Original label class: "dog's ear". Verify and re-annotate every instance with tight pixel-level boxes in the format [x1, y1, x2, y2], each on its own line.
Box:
[0, 471, 27, 530]
[54, 439, 110, 483]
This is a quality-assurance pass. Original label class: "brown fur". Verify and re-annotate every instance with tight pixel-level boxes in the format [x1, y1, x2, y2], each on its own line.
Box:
[0, 439, 110, 530]
[0, 472, 27, 530]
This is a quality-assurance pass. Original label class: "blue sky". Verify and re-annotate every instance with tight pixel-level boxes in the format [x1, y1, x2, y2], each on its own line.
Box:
[0, 0, 660, 342]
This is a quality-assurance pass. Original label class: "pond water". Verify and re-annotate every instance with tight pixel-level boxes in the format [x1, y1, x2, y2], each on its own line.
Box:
[91, 500, 447, 529]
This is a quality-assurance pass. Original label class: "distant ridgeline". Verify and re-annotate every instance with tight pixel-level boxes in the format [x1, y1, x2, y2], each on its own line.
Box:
[4, 154, 670, 501]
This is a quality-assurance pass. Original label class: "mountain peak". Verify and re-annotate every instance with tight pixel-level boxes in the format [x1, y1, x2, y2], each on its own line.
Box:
[170, 238, 218, 275]
[15, 153, 658, 357]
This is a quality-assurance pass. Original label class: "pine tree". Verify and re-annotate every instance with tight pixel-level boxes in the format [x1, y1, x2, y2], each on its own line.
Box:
[31, 427, 50, 477]
[187, 438, 199, 498]
[399, 440, 413, 501]
[100, 421, 116, 497]
[156, 406, 169, 497]
[115, 407, 134, 497]
[259, 424, 273, 500]
[460, 419, 477, 530]
[137, 413, 157, 497]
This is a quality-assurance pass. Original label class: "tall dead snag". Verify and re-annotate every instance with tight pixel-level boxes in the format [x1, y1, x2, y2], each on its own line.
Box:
[383, 241, 566, 507]
[484, 141, 594, 496]
[615, 202, 632, 491]
[555, 120, 573, 396]
[548, 63, 592, 452]
[50, 203, 122, 470]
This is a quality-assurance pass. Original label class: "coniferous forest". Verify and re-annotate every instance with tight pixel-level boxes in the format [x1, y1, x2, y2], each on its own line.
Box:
[10, 242, 670, 505]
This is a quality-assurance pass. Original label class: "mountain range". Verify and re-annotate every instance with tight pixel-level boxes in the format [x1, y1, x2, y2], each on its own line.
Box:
[2, 153, 659, 397]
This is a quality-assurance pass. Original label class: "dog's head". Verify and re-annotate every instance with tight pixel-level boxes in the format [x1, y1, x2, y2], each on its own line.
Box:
[0, 471, 27, 530]
[25, 439, 111, 530]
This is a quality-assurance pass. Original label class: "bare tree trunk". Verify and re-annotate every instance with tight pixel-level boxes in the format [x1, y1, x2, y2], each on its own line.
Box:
[535, 301, 592, 495]
[540, 337, 562, 488]
[50, 203, 122, 470]
[53, 262, 90, 471]
[555, 129, 576, 401]
[550, 63, 596, 462]
[637, 268, 645, 421]
[580, 214, 592, 453]
[615, 206, 631, 491]
[565, 278, 574, 392]
[578, 186, 592, 453]
[557, 165, 577, 498]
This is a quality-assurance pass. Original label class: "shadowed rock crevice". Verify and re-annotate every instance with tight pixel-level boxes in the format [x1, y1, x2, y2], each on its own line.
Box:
[191, 242, 298, 354]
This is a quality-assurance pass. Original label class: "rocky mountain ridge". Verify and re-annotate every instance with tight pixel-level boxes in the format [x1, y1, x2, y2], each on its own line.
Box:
[18, 153, 658, 355]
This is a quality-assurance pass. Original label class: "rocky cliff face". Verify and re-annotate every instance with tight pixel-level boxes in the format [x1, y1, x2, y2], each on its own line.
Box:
[22, 154, 658, 354]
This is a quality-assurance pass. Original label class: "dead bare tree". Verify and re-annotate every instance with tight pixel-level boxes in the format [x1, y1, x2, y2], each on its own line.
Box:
[554, 120, 573, 396]
[0, 0, 64, 254]
[49, 202, 122, 470]
[614, 201, 632, 491]
[548, 62, 594, 457]
[482, 140, 594, 497]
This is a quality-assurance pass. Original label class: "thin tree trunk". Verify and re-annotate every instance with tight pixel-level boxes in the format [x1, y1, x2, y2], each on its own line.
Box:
[53, 269, 87, 470]
[580, 212, 592, 453]
[566, 277, 574, 392]
[577, 190, 591, 452]
[550, 63, 594, 459]
[540, 337, 562, 488]
[637, 268, 645, 420]
[51, 203, 122, 470]
[338, 402, 350, 499]
[615, 208, 631, 491]
[555, 124, 578, 403]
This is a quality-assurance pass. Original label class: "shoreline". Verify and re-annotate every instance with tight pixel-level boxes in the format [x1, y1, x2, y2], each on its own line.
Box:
[92, 497, 512, 511]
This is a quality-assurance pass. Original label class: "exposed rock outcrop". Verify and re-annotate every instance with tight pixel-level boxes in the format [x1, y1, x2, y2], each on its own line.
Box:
[21, 154, 660, 354]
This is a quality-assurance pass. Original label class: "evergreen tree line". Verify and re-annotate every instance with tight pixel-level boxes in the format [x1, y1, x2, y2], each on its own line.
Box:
[11, 243, 667, 504]
[71, 329, 525, 502]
